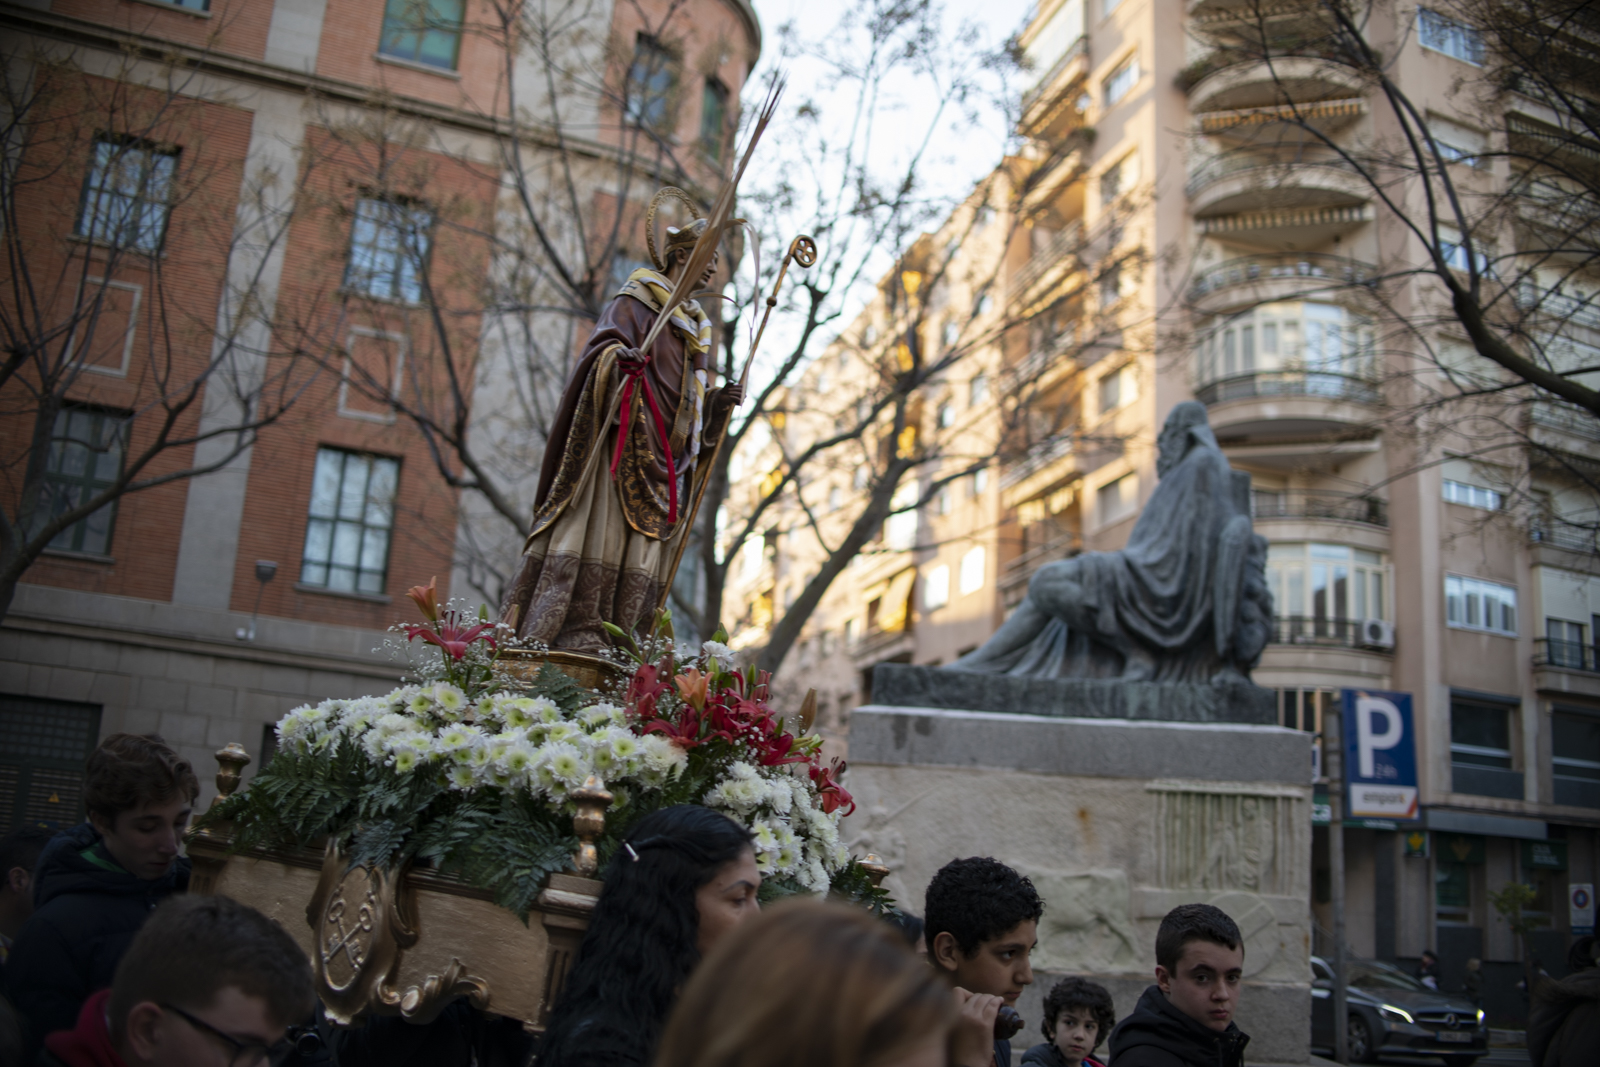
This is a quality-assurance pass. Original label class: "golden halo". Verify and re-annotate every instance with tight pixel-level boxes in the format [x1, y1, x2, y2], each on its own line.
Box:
[645, 187, 704, 272]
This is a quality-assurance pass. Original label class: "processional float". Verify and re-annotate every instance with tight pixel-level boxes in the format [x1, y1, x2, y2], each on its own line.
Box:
[185, 82, 887, 1032]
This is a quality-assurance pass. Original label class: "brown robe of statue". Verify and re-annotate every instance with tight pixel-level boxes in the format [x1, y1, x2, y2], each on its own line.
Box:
[500, 281, 732, 652]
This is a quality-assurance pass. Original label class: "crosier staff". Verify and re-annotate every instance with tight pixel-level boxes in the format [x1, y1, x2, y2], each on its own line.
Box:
[657, 234, 817, 613]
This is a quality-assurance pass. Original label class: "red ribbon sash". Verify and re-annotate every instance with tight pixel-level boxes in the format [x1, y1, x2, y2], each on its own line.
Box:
[609, 354, 679, 525]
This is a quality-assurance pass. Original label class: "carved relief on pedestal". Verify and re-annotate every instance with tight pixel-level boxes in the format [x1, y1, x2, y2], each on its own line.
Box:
[1020, 867, 1141, 974]
[1147, 781, 1308, 978]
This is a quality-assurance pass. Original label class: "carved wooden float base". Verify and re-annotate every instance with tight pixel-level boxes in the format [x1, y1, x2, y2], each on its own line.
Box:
[188, 829, 600, 1028]
[497, 648, 627, 692]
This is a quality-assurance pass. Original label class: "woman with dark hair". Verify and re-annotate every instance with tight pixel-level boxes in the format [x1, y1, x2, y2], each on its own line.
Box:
[538, 804, 760, 1067]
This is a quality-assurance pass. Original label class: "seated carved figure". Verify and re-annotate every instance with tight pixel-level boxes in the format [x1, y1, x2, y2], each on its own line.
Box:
[952, 402, 1272, 682]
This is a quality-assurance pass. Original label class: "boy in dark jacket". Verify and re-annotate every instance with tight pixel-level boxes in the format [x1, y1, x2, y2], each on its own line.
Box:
[1109, 903, 1250, 1067]
[926, 857, 1043, 1067]
[1022, 976, 1115, 1067]
[39, 893, 312, 1067]
[6, 733, 198, 1063]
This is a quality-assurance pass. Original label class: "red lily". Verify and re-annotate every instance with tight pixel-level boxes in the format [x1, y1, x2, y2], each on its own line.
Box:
[810, 758, 856, 816]
[403, 610, 495, 661]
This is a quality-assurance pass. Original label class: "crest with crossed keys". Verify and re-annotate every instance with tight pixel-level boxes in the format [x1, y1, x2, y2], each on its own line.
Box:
[320, 871, 379, 989]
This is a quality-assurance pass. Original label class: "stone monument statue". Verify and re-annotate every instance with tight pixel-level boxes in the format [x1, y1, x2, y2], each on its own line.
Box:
[952, 401, 1272, 683]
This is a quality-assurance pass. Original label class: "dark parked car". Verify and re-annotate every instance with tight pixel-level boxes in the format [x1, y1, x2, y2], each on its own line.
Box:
[1311, 955, 1488, 1065]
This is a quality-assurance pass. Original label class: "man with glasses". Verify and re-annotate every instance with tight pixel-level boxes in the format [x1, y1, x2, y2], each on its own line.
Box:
[36, 894, 312, 1067]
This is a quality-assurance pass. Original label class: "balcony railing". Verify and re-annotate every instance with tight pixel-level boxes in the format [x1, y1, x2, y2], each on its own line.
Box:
[1530, 522, 1599, 554]
[1002, 434, 1075, 489]
[1535, 637, 1600, 673]
[1196, 370, 1381, 406]
[1251, 489, 1388, 527]
[1270, 615, 1394, 650]
[1189, 252, 1377, 300]
[1022, 36, 1090, 115]
[1009, 221, 1084, 300]
[1004, 332, 1079, 393]
[1185, 150, 1359, 199]
[1531, 401, 1600, 443]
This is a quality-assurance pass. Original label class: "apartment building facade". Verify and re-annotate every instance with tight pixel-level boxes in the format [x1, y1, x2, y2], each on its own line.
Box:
[0, 0, 759, 821]
[730, 0, 1600, 1025]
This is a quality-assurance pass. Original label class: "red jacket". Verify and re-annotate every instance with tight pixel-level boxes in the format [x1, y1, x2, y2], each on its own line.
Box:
[41, 989, 128, 1067]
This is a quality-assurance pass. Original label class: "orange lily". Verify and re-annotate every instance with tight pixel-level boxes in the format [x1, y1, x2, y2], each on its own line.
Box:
[407, 577, 440, 623]
[674, 668, 709, 710]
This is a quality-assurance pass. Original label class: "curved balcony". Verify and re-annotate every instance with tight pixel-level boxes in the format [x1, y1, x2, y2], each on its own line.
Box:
[1198, 370, 1381, 438]
[1251, 488, 1387, 527]
[1185, 55, 1366, 113]
[1270, 616, 1394, 652]
[1187, 152, 1369, 219]
[1189, 252, 1378, 314]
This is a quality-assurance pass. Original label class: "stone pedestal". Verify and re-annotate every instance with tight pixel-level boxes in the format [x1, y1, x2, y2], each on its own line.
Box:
[841, 705, 1315, 1064]
[871, 663, 1278, 723]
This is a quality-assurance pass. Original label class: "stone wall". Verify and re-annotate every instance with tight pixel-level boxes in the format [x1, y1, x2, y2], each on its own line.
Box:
[841, 705, 1315, 1064]
[0, 583, 400, 809]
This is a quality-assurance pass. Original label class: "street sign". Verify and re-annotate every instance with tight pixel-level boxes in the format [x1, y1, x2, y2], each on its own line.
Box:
[1342, 689, 1419, 820]
[1572, 883, 1595, 936]
[1523, 840, 1568, 871]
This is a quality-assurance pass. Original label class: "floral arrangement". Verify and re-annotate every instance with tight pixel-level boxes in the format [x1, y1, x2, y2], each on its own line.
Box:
[206, 580, 885, 915]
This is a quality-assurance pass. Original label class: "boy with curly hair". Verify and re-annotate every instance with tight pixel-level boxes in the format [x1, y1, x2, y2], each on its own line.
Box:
[925, 856, 1044, 1067]
[1022, 977, 1115, 1067]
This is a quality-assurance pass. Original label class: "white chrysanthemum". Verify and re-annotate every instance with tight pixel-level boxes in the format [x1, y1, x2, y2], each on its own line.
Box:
[534, 698, 562, 724]
[763, 776, 794, 815]
[502, 698, 539, 729]
[447, 764, 478, 790]
[754, 850, 774, 874]
[496, 740, 537, 778]
[540, 742, 588, 789]
[579, 703, 616, 728]
[805, 856, 830, 891]
[701, 640, 735, 663]
[638, 734, 687, 776]
[750, 821, 779, 852]
[608, 732, 640, 763]
[408, 690, 434, 715]
[437, 725, 477, 753]
[775, 843, 800, 872]
[392, 748, 422, 774]
[728, 761, 757, 781]
[433, 684, 467, 715]
[544, 722, 577, 744]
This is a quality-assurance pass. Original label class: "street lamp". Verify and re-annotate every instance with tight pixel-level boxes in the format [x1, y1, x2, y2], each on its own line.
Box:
[235, 560, 278, 641]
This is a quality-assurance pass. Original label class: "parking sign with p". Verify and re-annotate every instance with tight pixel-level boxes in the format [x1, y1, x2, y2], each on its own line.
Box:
[1342, 689, 1419, 820]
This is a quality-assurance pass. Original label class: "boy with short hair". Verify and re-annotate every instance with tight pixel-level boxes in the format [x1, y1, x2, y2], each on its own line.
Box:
[6, 734, 199, 1062]
[0, 826, 53, 969]
[1022, 976, 1115, 1067]
[925, 856, 1044, 1067]
[1109, 903, 1249, 1067]
[39, 893, 314, 1067]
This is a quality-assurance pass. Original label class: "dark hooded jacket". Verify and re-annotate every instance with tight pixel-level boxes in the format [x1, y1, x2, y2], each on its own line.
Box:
[1021, 1042, 1105, 1067]
[1108, 985, 1249, 1067]
[1527, 968, 1600, 1067]
[4, 822, 189, 1063]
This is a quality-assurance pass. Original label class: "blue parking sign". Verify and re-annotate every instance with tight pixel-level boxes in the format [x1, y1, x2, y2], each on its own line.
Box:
[1342, 689, 1419, 820]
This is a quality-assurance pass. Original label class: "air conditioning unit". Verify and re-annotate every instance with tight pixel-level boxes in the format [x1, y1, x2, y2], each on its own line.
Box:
[1360, 618, 1395, 649]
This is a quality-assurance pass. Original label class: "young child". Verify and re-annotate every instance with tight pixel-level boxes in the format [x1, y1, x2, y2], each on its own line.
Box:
[1109, 903, 1249, 1067]
[925, 856, 1044, 1067]
[1022, 977, 1115, 1067]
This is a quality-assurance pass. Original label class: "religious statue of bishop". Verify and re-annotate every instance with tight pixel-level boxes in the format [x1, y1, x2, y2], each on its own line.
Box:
[501, 192, 743, 652]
